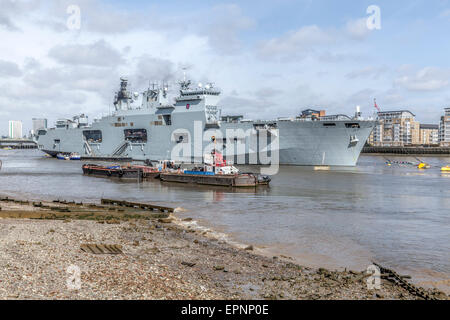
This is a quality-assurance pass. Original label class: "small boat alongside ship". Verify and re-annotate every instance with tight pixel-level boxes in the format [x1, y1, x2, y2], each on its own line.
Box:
[70, 153, 81, 160]
[57, 152, 81, 160]
[159, 151, 270, 187]
[56, 153, 69, 160]
[81, 151, 271, 187]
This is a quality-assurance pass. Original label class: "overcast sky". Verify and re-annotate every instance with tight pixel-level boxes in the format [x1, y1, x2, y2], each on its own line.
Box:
[1, 0, 450, 136]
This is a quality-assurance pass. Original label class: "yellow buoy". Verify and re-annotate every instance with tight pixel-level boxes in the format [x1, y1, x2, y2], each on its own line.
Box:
[417, 163, 430, 169]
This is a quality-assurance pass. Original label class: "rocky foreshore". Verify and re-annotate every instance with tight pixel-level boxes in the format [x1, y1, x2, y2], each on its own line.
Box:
[0, 197, 447, 300]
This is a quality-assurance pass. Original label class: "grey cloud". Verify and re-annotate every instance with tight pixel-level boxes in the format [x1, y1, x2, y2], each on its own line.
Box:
[48, 40, 125, 67]
[0, 60, 22, 77]
[23, 57, 41, 70]
[20, 63, 120, 107]
[0, 0, 41, 31]
[0, 83, 87, 104]
[0, 13, 19, 31]
[254, 87, 283, 98]
[130, 55, 176, 88]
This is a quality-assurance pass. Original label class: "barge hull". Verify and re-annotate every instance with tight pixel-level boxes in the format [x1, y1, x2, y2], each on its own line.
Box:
[159, 173, 258, 187]
[82, 165, 142, 180]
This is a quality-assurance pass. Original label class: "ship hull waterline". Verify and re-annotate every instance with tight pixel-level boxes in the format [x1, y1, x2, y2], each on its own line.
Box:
[38, 119, 375, 167]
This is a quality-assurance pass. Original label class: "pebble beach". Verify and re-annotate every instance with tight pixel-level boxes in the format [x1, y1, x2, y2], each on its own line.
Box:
[0, 198, 447, 300]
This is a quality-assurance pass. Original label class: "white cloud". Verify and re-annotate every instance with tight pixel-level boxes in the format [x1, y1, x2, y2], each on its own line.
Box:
[439, 9, 450, 18]
[345, 18, 371, 40]
[0, 1, 447, 134]
[48, 40, 125, 67]
[257, 16, 375, 62]
[346, 66, 388, 80]
[394, 67, 450, 91]
[346, 88, 376, 106]
[205, 4, 256, 54]
[257, 25, 335, 60]
[381, 89, 403, 105]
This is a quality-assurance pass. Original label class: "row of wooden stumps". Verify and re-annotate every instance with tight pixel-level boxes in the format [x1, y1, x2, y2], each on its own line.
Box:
[101, 198, 174, 213]
[0, 196, 176, 256]
[0, 196, 174, 220]
[373, 262, 435, 300]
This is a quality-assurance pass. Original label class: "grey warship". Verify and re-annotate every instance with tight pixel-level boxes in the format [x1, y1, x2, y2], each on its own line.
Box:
[36, 78, 376, 166]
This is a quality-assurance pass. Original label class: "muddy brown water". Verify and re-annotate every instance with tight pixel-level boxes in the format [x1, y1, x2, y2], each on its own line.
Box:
[1, 149, 449, 293]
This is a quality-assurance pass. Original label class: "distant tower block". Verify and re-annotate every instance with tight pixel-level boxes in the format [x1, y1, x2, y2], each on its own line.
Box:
[9, 120, 23, 139]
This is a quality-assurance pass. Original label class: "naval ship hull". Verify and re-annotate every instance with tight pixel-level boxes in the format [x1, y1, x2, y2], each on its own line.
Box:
[36, 77, 375, 167]
[37, 115, 375, 166]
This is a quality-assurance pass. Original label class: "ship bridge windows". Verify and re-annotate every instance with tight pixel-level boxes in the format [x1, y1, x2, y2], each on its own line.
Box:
[345, 123, 360, 128]
[124, 129, 147, 143]
[83, 130, 103, 143]
[37, 129, 46, 136]
[323, 123, 336, 127]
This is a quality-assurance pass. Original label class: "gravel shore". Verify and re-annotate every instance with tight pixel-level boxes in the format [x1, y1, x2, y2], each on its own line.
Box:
[0, 198, 447, 300]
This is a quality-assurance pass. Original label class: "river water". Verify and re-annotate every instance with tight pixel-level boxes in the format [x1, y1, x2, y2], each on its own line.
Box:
[1, 149, 449, 293]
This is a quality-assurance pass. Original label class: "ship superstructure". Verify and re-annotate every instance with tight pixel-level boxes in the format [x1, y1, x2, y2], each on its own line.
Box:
[36, 78, 376, 166]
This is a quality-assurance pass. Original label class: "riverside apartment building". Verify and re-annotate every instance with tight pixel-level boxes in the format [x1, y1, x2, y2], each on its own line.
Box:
[368, 110, 420, 146]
